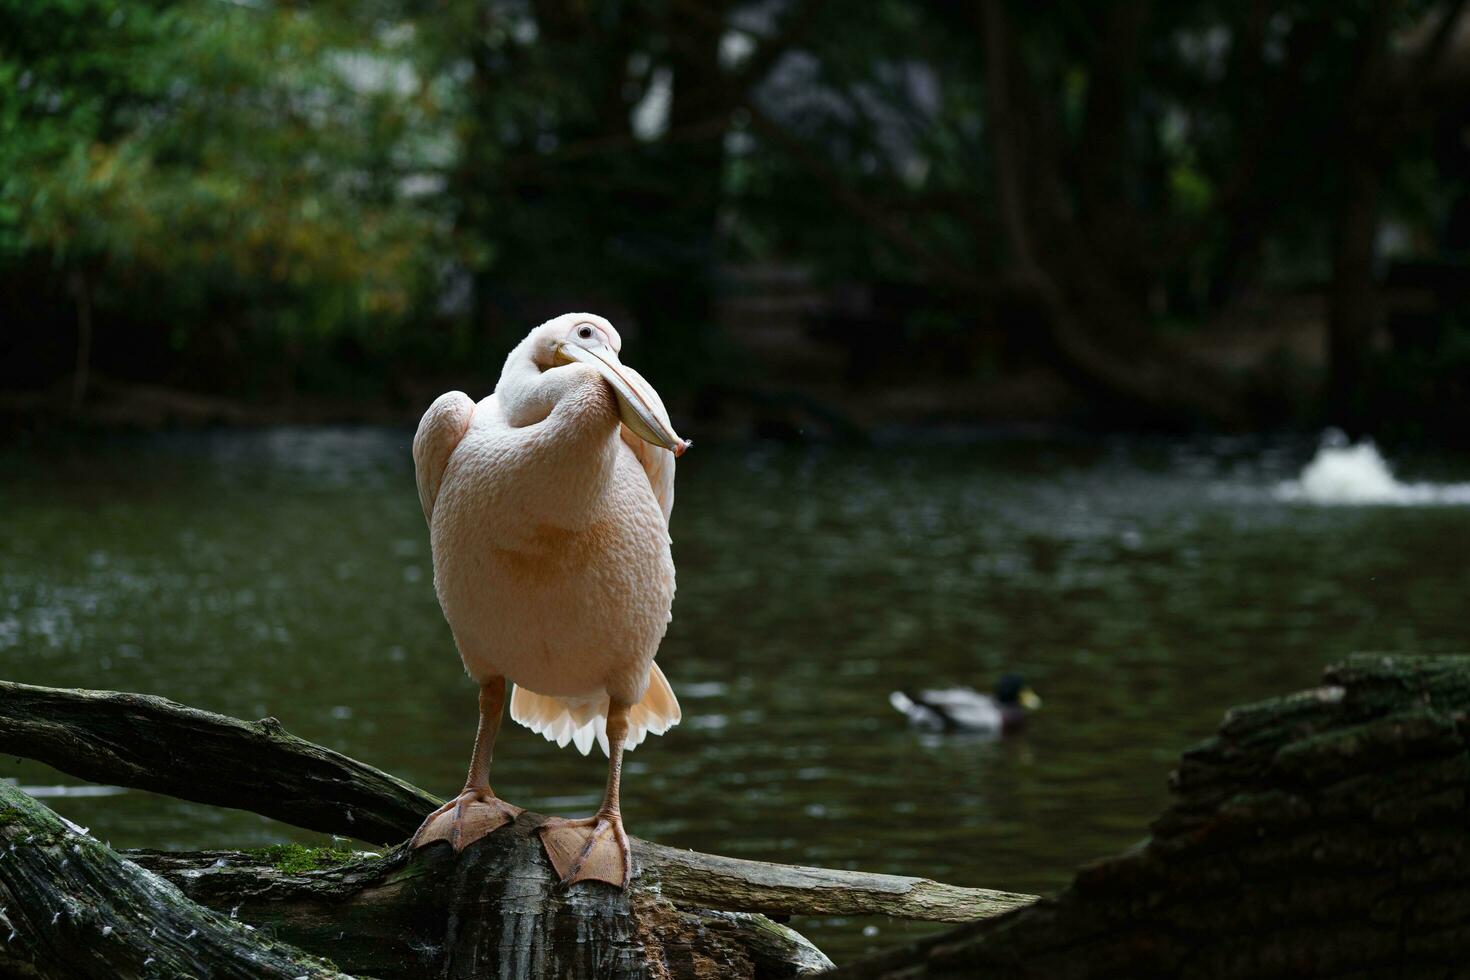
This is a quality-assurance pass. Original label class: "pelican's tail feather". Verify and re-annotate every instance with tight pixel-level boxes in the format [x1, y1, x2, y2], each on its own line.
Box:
[509, 663, 682, 759]
[622, 661, 681, 755]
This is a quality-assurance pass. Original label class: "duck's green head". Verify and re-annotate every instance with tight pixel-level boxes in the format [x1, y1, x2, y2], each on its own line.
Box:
[995, 673, 1042, 710]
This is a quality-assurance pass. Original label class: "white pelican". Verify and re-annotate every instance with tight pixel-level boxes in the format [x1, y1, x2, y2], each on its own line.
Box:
[409, 313, 687, 889]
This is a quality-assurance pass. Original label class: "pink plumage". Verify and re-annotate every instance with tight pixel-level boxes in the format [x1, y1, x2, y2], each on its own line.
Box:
[413, 313, 683, 754]
[408, 313, 687, 887]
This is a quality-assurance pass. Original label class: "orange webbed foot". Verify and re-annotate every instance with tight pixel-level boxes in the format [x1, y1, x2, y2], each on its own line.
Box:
[410, 790, 522, 852]
[538, 813, 631, 889]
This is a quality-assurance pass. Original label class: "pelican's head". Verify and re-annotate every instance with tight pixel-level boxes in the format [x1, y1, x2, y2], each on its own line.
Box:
[524, 313, 623, 367]
[527, 313, 689, 457]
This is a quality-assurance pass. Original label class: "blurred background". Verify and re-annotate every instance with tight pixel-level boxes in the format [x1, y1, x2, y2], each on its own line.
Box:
[4, 0, 1470, 439]
[4, 0, 1470, 965]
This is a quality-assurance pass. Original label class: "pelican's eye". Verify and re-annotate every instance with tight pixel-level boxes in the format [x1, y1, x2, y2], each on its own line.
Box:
[576, 325, 595, 342]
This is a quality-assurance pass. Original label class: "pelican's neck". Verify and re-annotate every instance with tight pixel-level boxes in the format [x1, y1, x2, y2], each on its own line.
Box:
[495, 342, 555, 427]
[495, 344, 611, 427]
[493, 344, 621, 522]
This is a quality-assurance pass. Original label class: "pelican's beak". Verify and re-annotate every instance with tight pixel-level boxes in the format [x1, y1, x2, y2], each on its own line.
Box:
[1019, 687, 1043, 711]
[555, 342, 690, 457]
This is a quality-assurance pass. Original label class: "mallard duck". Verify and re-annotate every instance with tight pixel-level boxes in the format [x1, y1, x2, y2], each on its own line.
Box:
[408, 313, 687, 889]
[889, 673, 1041, 735]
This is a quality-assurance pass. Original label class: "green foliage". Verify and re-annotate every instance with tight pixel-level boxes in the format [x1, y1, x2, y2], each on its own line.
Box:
[248, 841, 359, 875]
[1, 0, 1465, 429]
[1, 0, 448, 380]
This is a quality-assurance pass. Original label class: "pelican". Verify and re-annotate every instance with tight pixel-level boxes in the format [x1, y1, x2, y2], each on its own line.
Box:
[408, 312, 687, 889]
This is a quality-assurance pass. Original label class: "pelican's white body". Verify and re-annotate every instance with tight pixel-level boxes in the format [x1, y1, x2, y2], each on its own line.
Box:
[413, 315, 681, 757]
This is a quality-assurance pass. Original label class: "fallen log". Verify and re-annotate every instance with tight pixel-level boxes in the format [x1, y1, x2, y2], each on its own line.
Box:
[0, 678, 1033, 926]
[634, 840, 1025, 923]
[124, 821, 839, 979]
[0, 679, 1034, 978]
[826, 653, 1470, 979]
[1, 781, 834, 979]
[117, 829, 1030, 977]
[0, 781, 344, 979]
[0, 680, 435, 843]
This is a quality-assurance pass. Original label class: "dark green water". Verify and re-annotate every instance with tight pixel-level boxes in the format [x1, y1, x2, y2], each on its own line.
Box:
[3, 429, 1468, 963]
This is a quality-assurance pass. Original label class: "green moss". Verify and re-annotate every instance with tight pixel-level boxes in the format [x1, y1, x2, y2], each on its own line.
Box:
[248, 842, 357, 875]
[0, 806, 22, 827]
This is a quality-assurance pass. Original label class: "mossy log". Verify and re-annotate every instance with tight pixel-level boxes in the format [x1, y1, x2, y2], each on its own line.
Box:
[0, 780, 831, 979]
[0, 679, 1031, 978]
[122, 820, 838, 979]
[0, 781, 345, 979]
[827, 654, 1470, 979]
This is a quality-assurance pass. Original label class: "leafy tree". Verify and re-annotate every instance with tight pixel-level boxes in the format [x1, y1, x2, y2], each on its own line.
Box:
[0, 0, 446, 404]
[3, 0, 1468, 438]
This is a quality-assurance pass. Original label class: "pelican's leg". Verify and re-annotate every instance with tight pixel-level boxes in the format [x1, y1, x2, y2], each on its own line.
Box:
[410, 677, 522, 851]
[538, 700, 633, 889]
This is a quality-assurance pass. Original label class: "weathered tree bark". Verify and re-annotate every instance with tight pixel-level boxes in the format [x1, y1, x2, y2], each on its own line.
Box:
[825, 653, 1470, 979]
[0, 779, 835, 979]
[0, 781, 345, 979]
[122, 821, 850, 979]
[125, 819, 838, 979]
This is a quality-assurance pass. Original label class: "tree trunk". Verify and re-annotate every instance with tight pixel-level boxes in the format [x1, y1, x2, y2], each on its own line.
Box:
[1322, 0, 1470, 435]
[977, 0, 1249, 429]
[67, 270, 92, 416]
[825, 653, 1470, 979]
[1325, 158, 1382, 435]
[623, 0, 729, 383]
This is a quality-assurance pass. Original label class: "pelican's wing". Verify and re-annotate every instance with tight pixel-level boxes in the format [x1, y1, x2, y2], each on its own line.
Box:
[615, 364, 676, 524]
[412, 390, 478, 523]
[621, 432, 676, 524]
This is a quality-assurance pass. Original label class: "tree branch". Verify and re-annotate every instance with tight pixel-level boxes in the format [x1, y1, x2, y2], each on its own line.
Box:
[979, 0, 1040, 280]
[0, 679, 438, 843]
[638, 841, 1035, 923]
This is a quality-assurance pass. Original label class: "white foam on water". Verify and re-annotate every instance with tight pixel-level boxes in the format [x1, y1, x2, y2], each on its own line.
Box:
[1276, 435, 1470, 506]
